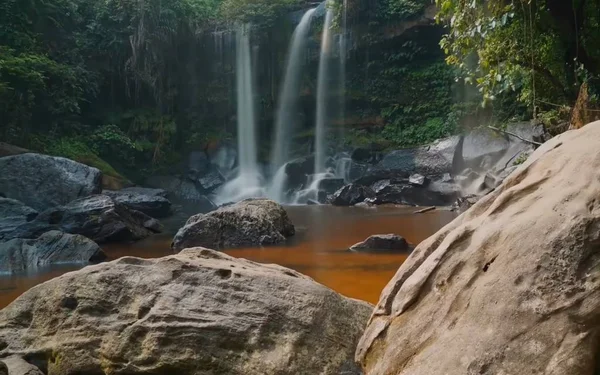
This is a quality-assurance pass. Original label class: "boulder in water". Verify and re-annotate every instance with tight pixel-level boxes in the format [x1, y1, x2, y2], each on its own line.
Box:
[104, 190, 172, 218]
[0, 153, 102, 211]
[356, 122, 600, 375]
[36, 195, 159, 243]
[367, 182, 457, 207]
[0, 230, 105, 273]
[172, 199, 295, 251]
[350, 234, 409, 252]
[0, 248, 372, 375]
[329, 184, 376, 206]
[196, 168, 225, 192]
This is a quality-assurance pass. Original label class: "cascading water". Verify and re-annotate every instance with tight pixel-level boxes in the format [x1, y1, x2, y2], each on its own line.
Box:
[338, 0, 347, 140]
[215, 24, 264, 204]
[290, 7, 334, 205]
[314, 9, 334, 176]
[267, 8, 316, 203]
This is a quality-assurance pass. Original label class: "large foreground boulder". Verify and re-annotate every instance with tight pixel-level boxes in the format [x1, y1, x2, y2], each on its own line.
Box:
[356, 122, 600, 374]
[0, 231, 104, 273]
[0, 248, 372, 375]
[37, 195, 160, 243]
[0, 153, 102, 211]
[172, 199, 295, 251]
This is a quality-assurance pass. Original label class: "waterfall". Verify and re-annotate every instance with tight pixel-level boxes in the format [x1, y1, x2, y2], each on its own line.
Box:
[338, 0, 347, 143]
[267, 8, 316, 203]
[314, 9, 334, 175]
[215, 24, 263, 204]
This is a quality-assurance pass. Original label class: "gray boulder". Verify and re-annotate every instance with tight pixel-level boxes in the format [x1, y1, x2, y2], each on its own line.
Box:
[119, 187, 168, 198]
[0, 231, 105, 273]
[104, 190, 172, 218]
[172, 199, 295, 251]
[0, 198, 38, 240]
[350, 234, 409, 252]
[367, 182, 458, 207]
[145, 175, 217, 214]
[329, 184, 376, 206]
[0, 153, 102, 211]
[37, 195, 159, 244]
[0, 248, 372, 375]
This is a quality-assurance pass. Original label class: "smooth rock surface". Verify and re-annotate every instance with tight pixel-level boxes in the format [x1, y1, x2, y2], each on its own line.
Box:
[172, 199, 295, 251]
[350, 234, 409, 252]
[0, 153, 102, 211]
[0, 231, 104, 273]
[356, 122, 600, 375]
[37, 195, 158, 243]
[104, 190, 172, 218]
[329, 184, 376, 206]
[0, 248, 372, 375]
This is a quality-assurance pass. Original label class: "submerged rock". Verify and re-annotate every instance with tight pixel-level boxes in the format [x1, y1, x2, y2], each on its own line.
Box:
[0, 248, 372, 375]
[0, 153, 102, 211]
[37, 195, 159, 244]
[356, 122, 600, 375]
[350, 234, 409, 252]
[329, 184, 376, 206]
[104, 190, 172, 218]
[0, 231, 104, 273]
[172, 199, 295, 251]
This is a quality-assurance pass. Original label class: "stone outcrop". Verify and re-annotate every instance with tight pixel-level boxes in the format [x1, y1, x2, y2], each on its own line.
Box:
[329, 184, 376, 206]
[0, 248, 372, 375]
[0, 231, 104, 273]
[145, 175, 217, 214]
[0, 153, 102, 211]
[104, 190, 172, 218]
[172, 199, 295, 251]
[37, 195, 160, 243]
[350, 234, 409, 252]
[356, 122, 600, 375]
[0, 198, 38, 240]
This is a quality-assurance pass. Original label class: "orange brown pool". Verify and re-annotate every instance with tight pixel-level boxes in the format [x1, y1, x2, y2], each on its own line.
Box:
[0, 205, 456, 309]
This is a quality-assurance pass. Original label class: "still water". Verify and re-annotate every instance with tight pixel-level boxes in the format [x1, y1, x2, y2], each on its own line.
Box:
[0, 205, 456, 308]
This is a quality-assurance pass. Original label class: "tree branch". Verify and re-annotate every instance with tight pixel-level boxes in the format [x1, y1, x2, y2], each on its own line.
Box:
[487, 126, 543, 146]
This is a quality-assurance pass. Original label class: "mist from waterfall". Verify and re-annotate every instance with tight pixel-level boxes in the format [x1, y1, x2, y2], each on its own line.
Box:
[267, 8, 316, 202]
[314, 9, 334, 175]
[215, 24, 263, 204]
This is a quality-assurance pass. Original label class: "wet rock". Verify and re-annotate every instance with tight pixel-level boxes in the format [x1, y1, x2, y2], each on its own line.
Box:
[172, 199, 295, 251]
[196, 168, 225, 192]
[0, 356, 43, 375]
[356, 122, 600, 375]
[0, 198, 38, 240]
[409, 173, 427, 186]
[350, 234, 409, 252]
[36, 195, 158, 244]
[329, 184, 376, 206]
[373, 137, 459, 177]
[368, 182, 457, 207]
[285, 155, 315, 188]
[0, 248, 372, 375]
[208, 143, 238, 178]
[0, 231, 105, 273]
[145, 175, 217, 214]
[351, 148, 382, 164]
[317, 178, 345, 194]
[371, 179, 391, 194]
[120, 187, 168, 198]
[187, 151, 211, 180]
[104, 190, 172, 218]
[0, 153, 102, 211]
[348, 161, 370, 182]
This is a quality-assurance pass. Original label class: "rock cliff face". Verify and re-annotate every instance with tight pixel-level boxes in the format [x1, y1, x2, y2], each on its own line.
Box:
[356, 122, 600, 374]
[0, 248, 372, 375]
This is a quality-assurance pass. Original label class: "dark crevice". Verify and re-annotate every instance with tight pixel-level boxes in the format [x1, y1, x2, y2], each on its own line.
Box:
[483, 256, 497, 272]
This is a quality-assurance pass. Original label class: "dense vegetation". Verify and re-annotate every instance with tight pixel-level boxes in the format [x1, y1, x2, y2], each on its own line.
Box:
[2, 0, 597, 182]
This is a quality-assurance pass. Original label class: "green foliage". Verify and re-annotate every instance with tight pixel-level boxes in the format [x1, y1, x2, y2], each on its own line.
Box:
[220, 0, 301, 26]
